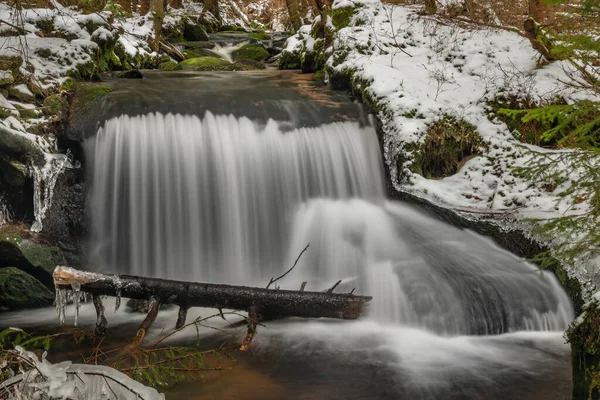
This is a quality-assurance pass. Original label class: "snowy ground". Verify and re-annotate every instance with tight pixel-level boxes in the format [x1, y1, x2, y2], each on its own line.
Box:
[285, 0, 599, 296]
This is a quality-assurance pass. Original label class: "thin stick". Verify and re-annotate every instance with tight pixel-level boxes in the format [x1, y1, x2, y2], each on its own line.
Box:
[327, 280, 342, 293]
[266, 243, 310, 289]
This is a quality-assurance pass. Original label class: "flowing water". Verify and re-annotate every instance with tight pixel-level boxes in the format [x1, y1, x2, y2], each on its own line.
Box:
[77, 104, 575, 398]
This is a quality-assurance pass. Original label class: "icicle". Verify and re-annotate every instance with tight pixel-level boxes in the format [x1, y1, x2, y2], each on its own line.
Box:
[30, 153, 74, 233]
[55, 288, 67, 324]
[115, 286, 122, 312]
[71, 282, 81, 326]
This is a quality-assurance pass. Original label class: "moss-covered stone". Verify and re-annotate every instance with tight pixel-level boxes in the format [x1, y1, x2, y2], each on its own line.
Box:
[13, 104, 38, 119]
[183, 21, 209, 41]
[0, 267, 54, 310]
[0, 156, 27, 187]
[117, 69, 143, 79]
[178, 56, 231, 70]
[8, 86, 35, 102]
[0, 70, 14, 85]
[250, 32, 271, 41]
[331, 6, 355, 29]
[18, 239, 62, 277]
[0, 56, 21, 76]
[184, 47, 223, 59]
[159, 61, 182, 71]
[278, 50, 301, 70]
[0, 124, 44, 163]
[412, 116, 483, 179]
[218, 24, 246, 32]
[70, 83, 112, 116]
[43, 94, 68, 116]
[231, 44, 269, 62]
[235, 59, 265, 70]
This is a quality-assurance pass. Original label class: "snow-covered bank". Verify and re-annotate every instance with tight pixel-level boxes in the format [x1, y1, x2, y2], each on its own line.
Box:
[281, 0, 599, 298]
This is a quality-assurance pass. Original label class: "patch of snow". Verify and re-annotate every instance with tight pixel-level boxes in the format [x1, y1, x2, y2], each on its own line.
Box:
[13, 83, 34, 97]
[0, 94, 19, 116]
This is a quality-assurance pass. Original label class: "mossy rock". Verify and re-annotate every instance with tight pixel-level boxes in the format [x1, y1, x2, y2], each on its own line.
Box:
[0, 56, 22, 76]
[117, 69, 143, 79]
[14, 104, 39, 119]
[251, 32, 271, 41]
[218, 24, 246, 32]
[0, 70, 14, 85]
[19, 239, 63, 277]
[412, 116, 483, 179]
[0, 124, 44, 163]
[8, 86, 35, 102]
[184, 47, 223, 59]
[235, 59, 265, 70]
[183, 21, 209, 41]
[70, 83, 112, 116]
[43, 94, 68, 116]
[278, 50, 301, 70]
[0, 156, 27, 187]
[159, 61, 182, 71]
[0, 267, 54, 310]
[332, 6, 355, 29]
[231, 44, 269, 62]
[178, 57, 231, 71]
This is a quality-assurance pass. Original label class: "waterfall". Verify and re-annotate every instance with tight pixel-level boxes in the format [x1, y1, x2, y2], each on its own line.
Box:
[87, 111, 573, 335]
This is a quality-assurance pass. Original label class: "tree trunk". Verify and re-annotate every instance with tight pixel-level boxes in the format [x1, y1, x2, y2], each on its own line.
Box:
[151, 0, 164, 50]
[203, 0, 220, 20]
[528, 0, 546, 23]
[139, 0, 150, 15]
[54, 266, 372, 326]
[285, 0, 302, 31]
[424, 0, 437, 15]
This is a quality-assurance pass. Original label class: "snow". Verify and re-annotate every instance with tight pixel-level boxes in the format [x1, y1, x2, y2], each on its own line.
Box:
[13, 84, 33, 97]
[0, 94, 19, 116]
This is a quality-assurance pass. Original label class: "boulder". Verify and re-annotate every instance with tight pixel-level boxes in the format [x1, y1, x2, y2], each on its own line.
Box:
[183, 21, 208, 41]
[231, 44, 269, 62]
[0, 267, 54, 310]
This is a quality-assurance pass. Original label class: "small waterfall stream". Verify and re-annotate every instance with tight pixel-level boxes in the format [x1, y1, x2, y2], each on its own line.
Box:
[86, 111, 573, 337]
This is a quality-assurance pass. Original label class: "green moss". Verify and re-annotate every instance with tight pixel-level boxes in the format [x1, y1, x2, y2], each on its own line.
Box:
[183, 22, 209, 41]
[178, 56, 231, 70]
[0, 157, 27, 187]
[250, 32, 271, 41]
[71, 83, 112, 115]
[313, 70, 325, 82]
[43, 94, 68, 116]
[566, 301, 600, 400]
[18, 239, 62, 277]
[67, 60, 101, 81]
[0, 267, 54, 310]
[0, 56, 21, 76]
[13, 104, 38, 119]
[332, 6, 355, 29]
[218, 24, 246, 32]
[231, 44, 269, 62]
[413, 116, 483, 179]
[7, 86, 35, 102]
[278, 51, 301, 70]
[159, 61, 182, 71]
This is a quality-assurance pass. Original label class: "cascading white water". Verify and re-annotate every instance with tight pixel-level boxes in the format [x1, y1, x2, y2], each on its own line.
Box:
[87, 111, 573, 335]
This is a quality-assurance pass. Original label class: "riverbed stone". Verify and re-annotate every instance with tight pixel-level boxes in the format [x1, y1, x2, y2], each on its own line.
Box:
[0, 156, 27, 187]
[231, 44, 269, 62]
[0, 267, 54, 310]
[183, 21, 208, 41]
[178, 56, 231, 71]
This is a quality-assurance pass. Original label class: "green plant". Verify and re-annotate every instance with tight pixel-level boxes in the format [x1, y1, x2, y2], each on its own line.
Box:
[499, 100, 600, 150]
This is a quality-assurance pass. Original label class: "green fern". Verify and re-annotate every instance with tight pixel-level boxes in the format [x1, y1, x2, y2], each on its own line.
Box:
[499, 100, 600, 150]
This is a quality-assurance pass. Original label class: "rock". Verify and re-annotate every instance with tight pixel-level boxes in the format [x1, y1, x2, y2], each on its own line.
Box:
[0, 123, 44, 162]
[0, 156, 27, 187]
[178, 56, 231, 71]
[159, 61, 181, 71]
[43, 94, 68, 116]
[218, 24, 246, 32]
[0, 267, 54, 310]
[278, 50, 301, 70]
[117, 69, 143, 79]
[0, 70, 14, 85]
[183, 21, 208, 41]
[235, 59, 266, 70]
[8, 84, 36, 102]
[182, 41, 216, 50]
[231, 44, 270, 62]
[184, 47, 224, 59]
[0, 56, 22, 76]
[0, 234, 65, 289]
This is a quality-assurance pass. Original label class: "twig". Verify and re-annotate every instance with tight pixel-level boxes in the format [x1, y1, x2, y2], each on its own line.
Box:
[266, 243, 310, 289]
[326, 280, 342, 293]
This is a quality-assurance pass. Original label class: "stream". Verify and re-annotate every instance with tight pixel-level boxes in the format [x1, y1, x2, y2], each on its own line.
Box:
[3, 69, 575, 399]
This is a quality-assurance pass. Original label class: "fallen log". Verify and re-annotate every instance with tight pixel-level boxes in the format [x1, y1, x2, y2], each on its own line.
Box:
[53, 266, 372, 349]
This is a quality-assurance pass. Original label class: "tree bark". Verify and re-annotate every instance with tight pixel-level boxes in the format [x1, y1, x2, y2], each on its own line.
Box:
[139, 0, 150, 15]
[203, 0, 220, 20]
[285, 0, 302, 31]
[528, 0, 546, 23]
[54, 266, 372, 322]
